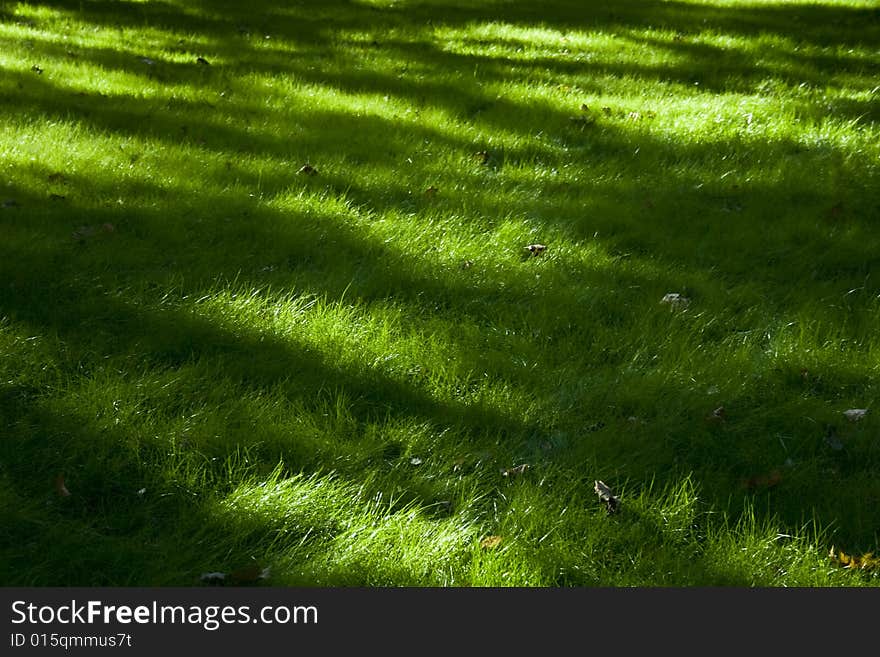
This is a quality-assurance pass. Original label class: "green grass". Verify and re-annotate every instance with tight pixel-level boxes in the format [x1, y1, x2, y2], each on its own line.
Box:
[1, 0, 878, 586]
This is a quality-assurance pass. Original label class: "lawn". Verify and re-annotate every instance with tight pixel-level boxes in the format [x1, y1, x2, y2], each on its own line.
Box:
[1, 0, 878, 586]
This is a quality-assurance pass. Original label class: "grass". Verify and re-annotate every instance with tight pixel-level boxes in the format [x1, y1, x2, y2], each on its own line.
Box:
[0, 0, 878, 586]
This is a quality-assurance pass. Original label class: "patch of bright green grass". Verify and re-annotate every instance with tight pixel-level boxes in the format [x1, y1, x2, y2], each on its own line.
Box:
[1, 0, 878, 586]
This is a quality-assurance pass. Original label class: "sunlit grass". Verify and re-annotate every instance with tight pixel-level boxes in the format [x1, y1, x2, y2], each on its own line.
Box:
[0, 0, 878, 586]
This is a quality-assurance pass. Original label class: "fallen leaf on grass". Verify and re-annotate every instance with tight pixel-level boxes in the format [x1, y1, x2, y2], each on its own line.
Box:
[660, 292, 690, 309]
[501, 463, 529, 478]
[54, 473, 71, 497]
[843, 408, 868, 421]
[229, 564, 271, 585]
[200, 572, 226, 585]
[742, 469, 782, 491]
[72, 223, 115, 242]
[594, 480, 620, 514]
[525, 244, 547, 257]
[72, 226, 95, 240]
[472, 150, 490, 165]
[569, 115, 595, 128]
[706, 406, 726, 423]
[480, 535, 502, 550]
[409, 457, 423, 466]
[829, 546, 880, 572]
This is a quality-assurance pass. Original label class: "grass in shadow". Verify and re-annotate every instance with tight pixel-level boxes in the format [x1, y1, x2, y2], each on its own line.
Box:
[1, 0, 878, 586]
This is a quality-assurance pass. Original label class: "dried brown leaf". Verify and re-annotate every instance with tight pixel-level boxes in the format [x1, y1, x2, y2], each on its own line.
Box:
[829, 546, 880, 571]
[743, 469, 782, 490]
[480, 535, 502, 550]
[473, 150, 490, 165]
[55, 473, 71, 497]
[229, 564, 271, 585]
